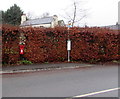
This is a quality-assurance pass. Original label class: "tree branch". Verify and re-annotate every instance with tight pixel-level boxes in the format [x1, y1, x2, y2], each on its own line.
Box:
[72, 1, 77, 27]
[74, 14, 86, 23]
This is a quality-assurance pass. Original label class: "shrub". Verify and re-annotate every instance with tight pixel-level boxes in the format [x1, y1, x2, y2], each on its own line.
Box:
[2, 25, 119, 65]
[2, 24, 20, 65]
[18, 60, 33, 65]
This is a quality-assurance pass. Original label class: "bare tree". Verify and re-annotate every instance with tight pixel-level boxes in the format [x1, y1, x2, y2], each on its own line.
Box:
[26, 11, 35, 19]
[41, 12, 50, 18]
[62, 0, 87, 27]
[72, 1, 77, 27]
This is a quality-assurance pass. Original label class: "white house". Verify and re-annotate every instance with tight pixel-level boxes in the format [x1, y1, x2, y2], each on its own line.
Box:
[20, 14, 65, 28]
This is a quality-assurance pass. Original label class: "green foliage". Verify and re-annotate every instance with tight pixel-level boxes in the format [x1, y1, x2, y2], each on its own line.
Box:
[18, 60, 33, 65]
[58, 57, 65, 61]
[112, 60, 120, 64]
[3, 4, 23, 25]
[44, 62, 49, 64]
[0, 10, 5, 24]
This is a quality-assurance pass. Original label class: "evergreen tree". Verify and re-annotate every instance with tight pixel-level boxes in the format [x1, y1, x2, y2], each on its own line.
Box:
[0, 10, 5, 24]
[4, 4, 23, 25]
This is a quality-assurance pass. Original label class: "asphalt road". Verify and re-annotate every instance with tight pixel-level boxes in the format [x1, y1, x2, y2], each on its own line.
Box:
[2, 65, 119, 97]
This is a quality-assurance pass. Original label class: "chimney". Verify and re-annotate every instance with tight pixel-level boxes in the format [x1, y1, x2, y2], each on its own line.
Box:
[21, 14, 27, 24]
[53, 15, 58, 21]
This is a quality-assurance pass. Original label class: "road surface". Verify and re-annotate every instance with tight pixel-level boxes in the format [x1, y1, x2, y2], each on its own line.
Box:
[2, 65, 119, 97]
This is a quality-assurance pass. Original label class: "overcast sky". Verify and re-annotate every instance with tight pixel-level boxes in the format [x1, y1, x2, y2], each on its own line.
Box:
[0, 0, 119, 26]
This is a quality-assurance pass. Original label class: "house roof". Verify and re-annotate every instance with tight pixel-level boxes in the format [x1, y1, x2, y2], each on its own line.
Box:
[105, 24, 120, 30]
[102, 24, 120, 30]
[20, 17, 53, 26]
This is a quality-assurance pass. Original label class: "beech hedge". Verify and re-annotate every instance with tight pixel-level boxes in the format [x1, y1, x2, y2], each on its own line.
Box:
[2, 25, 119, 65]
[2, 25, 20, 64]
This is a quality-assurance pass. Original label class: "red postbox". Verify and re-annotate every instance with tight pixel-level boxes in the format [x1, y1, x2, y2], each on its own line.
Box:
[19, 45, 25, 55]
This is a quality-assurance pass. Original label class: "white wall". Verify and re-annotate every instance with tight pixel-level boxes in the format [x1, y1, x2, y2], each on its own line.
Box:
[32, 24, 51, 28]
[21, 24, 52, 28]
[21, 14, 27, 24]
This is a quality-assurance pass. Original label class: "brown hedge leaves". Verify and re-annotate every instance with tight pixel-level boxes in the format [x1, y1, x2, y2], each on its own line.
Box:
[2, 25, 119, 65]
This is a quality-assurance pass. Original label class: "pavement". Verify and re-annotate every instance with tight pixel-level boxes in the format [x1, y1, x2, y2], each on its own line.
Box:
[1, 61, 119, 74]
[1, 63, 98, 74]
[2, 64, 118, 97]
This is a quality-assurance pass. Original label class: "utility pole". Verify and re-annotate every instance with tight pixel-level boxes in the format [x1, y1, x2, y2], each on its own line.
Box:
[67, 21, 72, 62]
